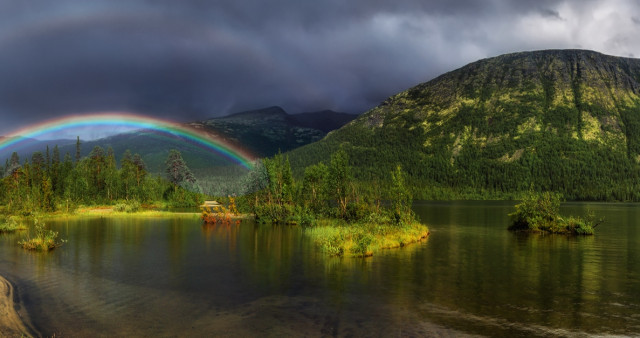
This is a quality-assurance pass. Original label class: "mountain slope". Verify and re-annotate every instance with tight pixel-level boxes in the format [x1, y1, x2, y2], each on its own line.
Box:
[192, 106, 357, 157]
[289, 49, 640, 200]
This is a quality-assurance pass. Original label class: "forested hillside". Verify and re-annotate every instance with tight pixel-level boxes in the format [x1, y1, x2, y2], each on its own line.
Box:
[288, 50, 640, 201]
[0, 145, 203, 214]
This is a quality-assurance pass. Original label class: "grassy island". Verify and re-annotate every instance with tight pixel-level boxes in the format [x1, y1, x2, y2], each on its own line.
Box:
[307, 218, 428, 257]
[223, 150, 430, 257]
[508, 191, 599, 235]
[18, 218, 65, 251]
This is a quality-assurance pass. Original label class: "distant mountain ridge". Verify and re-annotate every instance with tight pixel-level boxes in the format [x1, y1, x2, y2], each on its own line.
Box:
[288, 49, 640, 201]
[1, 107, 358, 175]
[192, 106, 357, 157]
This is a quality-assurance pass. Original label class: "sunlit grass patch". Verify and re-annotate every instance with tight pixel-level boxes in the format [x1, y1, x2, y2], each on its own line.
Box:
[306, 218, 429, 257]
[18, 218, 65, 251]
[0, 216, 27, 233]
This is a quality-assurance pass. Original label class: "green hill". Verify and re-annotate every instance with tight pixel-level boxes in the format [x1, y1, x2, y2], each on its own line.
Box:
[288, 49, 640, 201]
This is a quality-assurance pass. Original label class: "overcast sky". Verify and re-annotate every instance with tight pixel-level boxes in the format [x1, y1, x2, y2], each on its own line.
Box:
[1, 0, 640, 136]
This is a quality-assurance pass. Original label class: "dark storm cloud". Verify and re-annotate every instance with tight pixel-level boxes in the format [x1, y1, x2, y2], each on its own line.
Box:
[539, 8, 564, 20]
[0, 0, 639, 134]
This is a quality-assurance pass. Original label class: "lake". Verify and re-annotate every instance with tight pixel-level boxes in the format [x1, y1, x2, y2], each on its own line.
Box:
[1, 201, 639, 336]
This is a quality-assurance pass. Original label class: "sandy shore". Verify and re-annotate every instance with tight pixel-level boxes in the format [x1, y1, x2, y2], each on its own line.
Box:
[0, 275, 33, 337]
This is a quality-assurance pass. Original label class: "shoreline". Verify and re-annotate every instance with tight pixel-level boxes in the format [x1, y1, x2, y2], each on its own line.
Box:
[0, 275, 34, 337]
[33, 206, 253, 220]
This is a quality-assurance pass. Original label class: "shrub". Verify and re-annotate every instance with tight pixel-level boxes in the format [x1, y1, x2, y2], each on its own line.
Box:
[285, 206, 317, 227]
[350, 231, 374, 256]
[19, 219, 65, 251]
[508, 191, 598, 235]
[509, 191, 561, 231]
[125, 201, 141, 213]
[114, 200, 141, 213]
[0, 216, 27, 233]
[344, 201, 370, 222]
[113, 203, 127, 212]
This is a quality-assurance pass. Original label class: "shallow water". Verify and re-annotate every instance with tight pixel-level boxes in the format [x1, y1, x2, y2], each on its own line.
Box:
[1, 202, 639, 336]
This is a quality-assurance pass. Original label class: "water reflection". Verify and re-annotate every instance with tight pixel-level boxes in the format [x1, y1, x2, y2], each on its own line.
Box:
[0, 203, 639, 336]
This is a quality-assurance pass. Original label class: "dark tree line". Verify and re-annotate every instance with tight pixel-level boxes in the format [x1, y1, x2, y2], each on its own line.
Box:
[1, 143, 203, 214]
[248, 149, 413, 226]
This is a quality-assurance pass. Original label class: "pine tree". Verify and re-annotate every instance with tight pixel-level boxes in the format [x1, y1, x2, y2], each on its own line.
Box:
[89, 146, 106, 198]
[75, 136, 81, 164]
[104, 147, 118, 201]
[6, 152, 20, 177]
[165, 149, 196, 192]
[132, 153, 147, 187]
[51, 145, 61, 194]
[45, 145, 51, 172]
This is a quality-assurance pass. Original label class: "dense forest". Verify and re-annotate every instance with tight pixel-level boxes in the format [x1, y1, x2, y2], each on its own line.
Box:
[0, 138, 203, 215]
[288, 50, 640, 201]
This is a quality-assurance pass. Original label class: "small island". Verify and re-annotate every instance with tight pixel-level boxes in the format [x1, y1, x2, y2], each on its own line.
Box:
[203, 150, 430, 257]
[508, 191, 599, 235]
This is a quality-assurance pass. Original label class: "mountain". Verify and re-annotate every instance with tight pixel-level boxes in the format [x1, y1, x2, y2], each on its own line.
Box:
[288, 49, 640, 201]
[290, 110, 360, 133]
[192, 106, 357, 157]
[0, 137, 76, 163]
[1, 107, 357, 177]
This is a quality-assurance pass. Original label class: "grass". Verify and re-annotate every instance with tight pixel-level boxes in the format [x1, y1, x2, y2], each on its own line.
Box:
[113, 200, 142, 213]
[18, 219, 65, 251]
[305, 214, 429, 257]
[0, 216, 27, 233]
[33, 205, 203, 220]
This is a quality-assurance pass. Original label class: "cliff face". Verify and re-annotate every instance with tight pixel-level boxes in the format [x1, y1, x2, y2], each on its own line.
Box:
[290, 50, 640, 200]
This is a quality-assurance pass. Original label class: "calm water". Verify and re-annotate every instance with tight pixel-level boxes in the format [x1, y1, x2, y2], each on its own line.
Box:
[1, 202, 640, 336]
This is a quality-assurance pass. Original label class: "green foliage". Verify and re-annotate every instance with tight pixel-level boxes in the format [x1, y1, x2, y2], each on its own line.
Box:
[390, 165, 413, 225]
[286, 50, 640, 202]
[0, 142, 205, 214]
[165, 149, 197, 190]
[327, 149, 353, 218]
[18, 218, 65, 251]
[252, 153, 297, 223]
[250, 149, 429, 256]
[306, 219, 429, 257]
[301, 163, 328, 213]
[350, 231, 374, 256]
[114, 200, 142, 213]
[509, 191, 562, 230]
[285, 205, 317, 227]
[0, 216, 26, 232]
[344, 200, 371, 223]
[508, 191, 596, 235]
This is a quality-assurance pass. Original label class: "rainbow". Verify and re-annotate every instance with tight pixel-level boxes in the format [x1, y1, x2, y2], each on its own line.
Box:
[0, 112, 255, 169]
